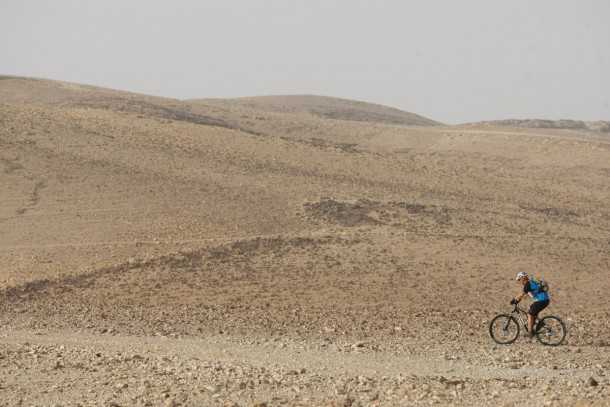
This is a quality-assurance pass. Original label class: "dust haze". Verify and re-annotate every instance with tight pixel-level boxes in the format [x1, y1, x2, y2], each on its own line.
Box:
[1, 1, 609, 123]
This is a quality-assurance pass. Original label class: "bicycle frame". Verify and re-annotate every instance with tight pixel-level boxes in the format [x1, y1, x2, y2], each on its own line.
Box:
[511, 303, 530, 331]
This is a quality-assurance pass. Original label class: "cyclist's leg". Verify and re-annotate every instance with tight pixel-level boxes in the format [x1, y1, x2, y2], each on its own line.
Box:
[527, 313, 536, 336]
[528, 300, 549, 333]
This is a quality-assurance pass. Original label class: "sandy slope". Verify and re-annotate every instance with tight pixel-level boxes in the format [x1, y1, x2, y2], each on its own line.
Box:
[0, 76, 609, 406]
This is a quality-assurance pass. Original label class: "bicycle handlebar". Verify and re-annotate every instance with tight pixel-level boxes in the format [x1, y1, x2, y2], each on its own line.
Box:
[507, 298, 521, 311]
[511, 301, 526, 314]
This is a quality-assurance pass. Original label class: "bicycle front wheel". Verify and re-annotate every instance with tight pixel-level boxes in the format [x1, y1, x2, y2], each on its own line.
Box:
[536, 316, 566, 346]
[489, 314, 520, 344]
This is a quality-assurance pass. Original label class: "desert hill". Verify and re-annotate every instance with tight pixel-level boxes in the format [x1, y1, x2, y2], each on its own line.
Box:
[196, 94, 441, 127]
[0, 76, 440, 147]
[464, 118, 610, 134]
[1, 76, 609, 405]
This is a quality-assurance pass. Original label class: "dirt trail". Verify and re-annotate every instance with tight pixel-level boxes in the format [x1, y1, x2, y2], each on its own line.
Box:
[1, 329, 607, 406]
[0, 329, 594, 381]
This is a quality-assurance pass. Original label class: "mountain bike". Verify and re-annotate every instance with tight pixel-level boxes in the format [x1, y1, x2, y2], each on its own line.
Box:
[489, 301, 566, 346]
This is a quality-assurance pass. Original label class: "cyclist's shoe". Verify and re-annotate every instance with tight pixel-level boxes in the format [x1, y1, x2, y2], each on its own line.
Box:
[537, 320, 545, 331]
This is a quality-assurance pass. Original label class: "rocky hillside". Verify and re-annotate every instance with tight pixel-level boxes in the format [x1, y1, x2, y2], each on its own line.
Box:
[466, 118, 610, 133]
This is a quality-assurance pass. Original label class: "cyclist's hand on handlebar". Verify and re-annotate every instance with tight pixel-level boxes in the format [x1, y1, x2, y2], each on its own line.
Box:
[510, 298, 518, 305]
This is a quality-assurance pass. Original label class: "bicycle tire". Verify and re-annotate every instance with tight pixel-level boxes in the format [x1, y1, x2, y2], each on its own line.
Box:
[489, 314, 520, 344]
[536, 315, 566, 346]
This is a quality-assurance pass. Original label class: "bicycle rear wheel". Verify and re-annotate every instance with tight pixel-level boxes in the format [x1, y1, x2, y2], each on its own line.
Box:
[489, 314, 520, 344]
[536, 316, 566, 346]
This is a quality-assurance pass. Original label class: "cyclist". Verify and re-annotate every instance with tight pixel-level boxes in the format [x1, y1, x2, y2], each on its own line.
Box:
[511, 272, 550, 337]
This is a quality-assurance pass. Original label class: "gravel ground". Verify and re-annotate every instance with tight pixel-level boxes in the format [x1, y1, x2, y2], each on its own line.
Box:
[1, 329, 609, 407]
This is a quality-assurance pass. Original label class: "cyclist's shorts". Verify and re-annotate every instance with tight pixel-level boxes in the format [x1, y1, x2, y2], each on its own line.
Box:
[529, 299, 550, 317]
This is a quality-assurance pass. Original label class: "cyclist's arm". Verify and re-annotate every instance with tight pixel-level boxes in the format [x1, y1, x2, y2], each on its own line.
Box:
[514, 281, 531, 303]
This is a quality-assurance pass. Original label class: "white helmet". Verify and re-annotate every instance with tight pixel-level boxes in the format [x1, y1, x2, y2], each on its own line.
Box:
[515, 271, 528, 281]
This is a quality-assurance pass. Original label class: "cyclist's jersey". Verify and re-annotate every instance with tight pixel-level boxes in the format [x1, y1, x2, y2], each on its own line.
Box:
[524, 279, 550, 302]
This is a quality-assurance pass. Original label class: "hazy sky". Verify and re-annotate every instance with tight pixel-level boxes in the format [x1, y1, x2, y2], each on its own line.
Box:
[1, 1, 609, 123]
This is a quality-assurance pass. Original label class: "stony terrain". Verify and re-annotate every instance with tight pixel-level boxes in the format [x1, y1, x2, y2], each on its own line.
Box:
[0, 76, 609, 406]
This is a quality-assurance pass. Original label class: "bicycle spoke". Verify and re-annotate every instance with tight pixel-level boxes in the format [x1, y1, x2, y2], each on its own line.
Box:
[490, 315, 519, 344]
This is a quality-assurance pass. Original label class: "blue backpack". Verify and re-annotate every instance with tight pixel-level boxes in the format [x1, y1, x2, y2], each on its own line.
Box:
[533, 277, 549, 292]
[530, 277, 550, 300]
